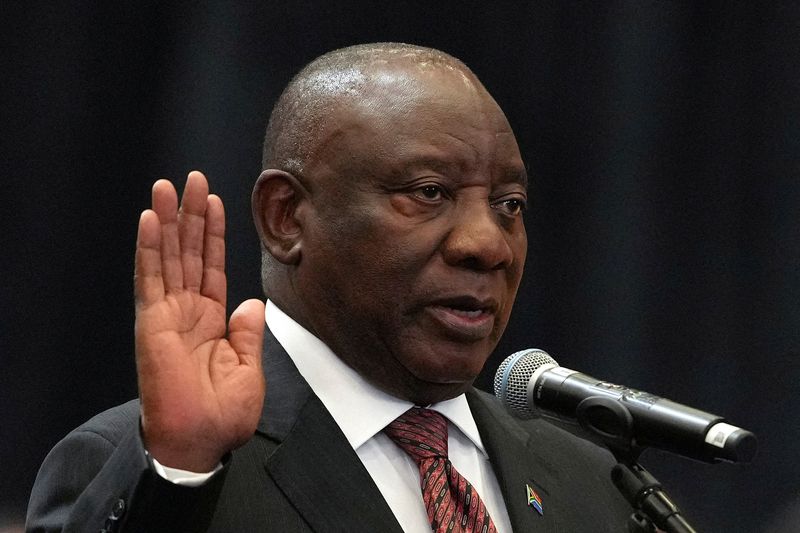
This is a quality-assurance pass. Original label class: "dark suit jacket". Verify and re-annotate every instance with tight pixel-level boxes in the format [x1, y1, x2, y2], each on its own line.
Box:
[27, 328, 632, 532]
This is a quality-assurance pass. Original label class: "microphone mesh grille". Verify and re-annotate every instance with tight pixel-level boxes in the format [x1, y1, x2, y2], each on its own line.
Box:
[494, 349, 557, 419]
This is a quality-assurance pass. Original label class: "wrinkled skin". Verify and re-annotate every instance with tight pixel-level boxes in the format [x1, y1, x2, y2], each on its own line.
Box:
[260, 63, 528, 405]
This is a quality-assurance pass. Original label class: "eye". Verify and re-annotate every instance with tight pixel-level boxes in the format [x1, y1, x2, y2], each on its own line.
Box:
[412, 184, 445, 202]
[492, 197, 526, 216]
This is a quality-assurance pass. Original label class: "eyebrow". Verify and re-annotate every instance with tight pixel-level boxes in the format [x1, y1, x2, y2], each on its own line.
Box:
[499, 163, 528, 190]
[400, 156, 461, 176]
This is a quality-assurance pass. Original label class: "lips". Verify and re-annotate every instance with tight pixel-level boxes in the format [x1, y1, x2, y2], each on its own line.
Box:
[425, 296, 498, 341]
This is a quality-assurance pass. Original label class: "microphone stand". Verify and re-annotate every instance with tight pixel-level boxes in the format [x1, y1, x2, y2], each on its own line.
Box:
[573, 396, 698, 533]
[611, 460, 696, 533]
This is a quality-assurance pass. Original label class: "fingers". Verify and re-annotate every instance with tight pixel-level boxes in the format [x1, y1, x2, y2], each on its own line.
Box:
[135, 209, 165, 307]
[138, 171, 228, 308]
[228, 299, 266, 369]
[152, 179, 183, 291]
[178, 171, 210, 291]
[201, 194, 227, 307]
[149, 171, 220, 298]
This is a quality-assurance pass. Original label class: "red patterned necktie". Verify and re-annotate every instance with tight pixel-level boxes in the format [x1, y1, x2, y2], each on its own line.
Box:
[383, 407, 497, 533]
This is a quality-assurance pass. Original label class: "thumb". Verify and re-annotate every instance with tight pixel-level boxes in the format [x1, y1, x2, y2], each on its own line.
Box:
[228, 299, 266, 369]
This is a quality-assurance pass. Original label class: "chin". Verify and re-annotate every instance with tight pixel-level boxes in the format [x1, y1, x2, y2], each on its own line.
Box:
[387, 340, 491, 401]
[425, 347, 491, 380]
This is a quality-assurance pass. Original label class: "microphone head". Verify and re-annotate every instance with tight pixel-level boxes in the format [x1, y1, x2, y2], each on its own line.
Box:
[494, 349, 557, 419]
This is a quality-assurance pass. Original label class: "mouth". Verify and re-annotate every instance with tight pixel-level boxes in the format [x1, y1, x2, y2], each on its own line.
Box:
[425, 296, 497, 341]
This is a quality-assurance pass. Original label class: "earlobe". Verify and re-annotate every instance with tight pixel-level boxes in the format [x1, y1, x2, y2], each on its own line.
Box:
[251, 169, 306, 265]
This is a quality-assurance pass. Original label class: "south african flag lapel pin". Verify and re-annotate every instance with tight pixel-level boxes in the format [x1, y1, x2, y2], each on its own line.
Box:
[526, 484, 543, 516]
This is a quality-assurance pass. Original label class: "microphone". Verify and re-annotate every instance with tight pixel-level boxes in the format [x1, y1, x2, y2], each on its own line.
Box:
[494, 349, 757, 464]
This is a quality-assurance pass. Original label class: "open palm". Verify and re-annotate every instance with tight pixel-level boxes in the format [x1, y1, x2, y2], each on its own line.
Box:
[134, 171, 265, 472]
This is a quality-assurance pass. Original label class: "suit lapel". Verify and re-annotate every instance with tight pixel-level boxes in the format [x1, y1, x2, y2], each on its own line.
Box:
[265, 394, 404, 533]
[468, 390, 562, 532]
[255, 325, 566, 532]
[256, 326, 404, 533]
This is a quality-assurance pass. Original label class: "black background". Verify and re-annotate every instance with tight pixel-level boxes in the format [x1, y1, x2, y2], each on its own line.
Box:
[3, 2, 799, 531]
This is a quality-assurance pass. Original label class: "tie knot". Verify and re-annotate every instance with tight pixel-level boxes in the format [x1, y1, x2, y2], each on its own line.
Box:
[383, 407, 448, 463]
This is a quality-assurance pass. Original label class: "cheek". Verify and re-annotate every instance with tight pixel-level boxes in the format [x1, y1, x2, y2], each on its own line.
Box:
[330, 203, 442, 275]
[312, 216, 428, 307]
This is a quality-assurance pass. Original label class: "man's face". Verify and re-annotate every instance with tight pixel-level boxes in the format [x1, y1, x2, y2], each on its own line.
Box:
[295, 66, 528, 404]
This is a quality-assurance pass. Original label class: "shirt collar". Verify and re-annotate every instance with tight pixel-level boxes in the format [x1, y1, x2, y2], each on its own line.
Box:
[265, 300, 488, 457]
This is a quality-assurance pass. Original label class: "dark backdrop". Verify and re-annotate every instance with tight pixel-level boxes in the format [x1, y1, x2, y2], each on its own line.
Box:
[3, 2, 798, 531]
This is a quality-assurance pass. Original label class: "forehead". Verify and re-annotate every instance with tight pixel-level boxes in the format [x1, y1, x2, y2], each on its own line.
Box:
[307, 64, 524, 182]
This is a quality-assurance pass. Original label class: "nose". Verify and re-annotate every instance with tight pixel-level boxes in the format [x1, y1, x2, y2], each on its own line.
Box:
[441, 201, 516, 271]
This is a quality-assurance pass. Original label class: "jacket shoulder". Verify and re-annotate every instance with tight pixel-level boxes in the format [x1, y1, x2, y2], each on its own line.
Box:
[70, 399, 141, 443]
[26, 400, 143, 532]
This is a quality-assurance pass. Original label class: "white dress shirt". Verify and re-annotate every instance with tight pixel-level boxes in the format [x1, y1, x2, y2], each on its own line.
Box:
[152, 299, 512, 532]
[266, 300, 512, 533]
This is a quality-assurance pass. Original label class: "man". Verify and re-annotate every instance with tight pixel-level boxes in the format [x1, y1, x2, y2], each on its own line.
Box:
[27, 43, 631, 532]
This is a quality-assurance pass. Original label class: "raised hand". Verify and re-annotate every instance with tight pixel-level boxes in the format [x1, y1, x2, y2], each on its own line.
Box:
[134, 171, 265, 472]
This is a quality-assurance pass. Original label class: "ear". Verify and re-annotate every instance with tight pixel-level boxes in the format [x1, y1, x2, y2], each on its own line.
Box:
[251, 169, 307, 265]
